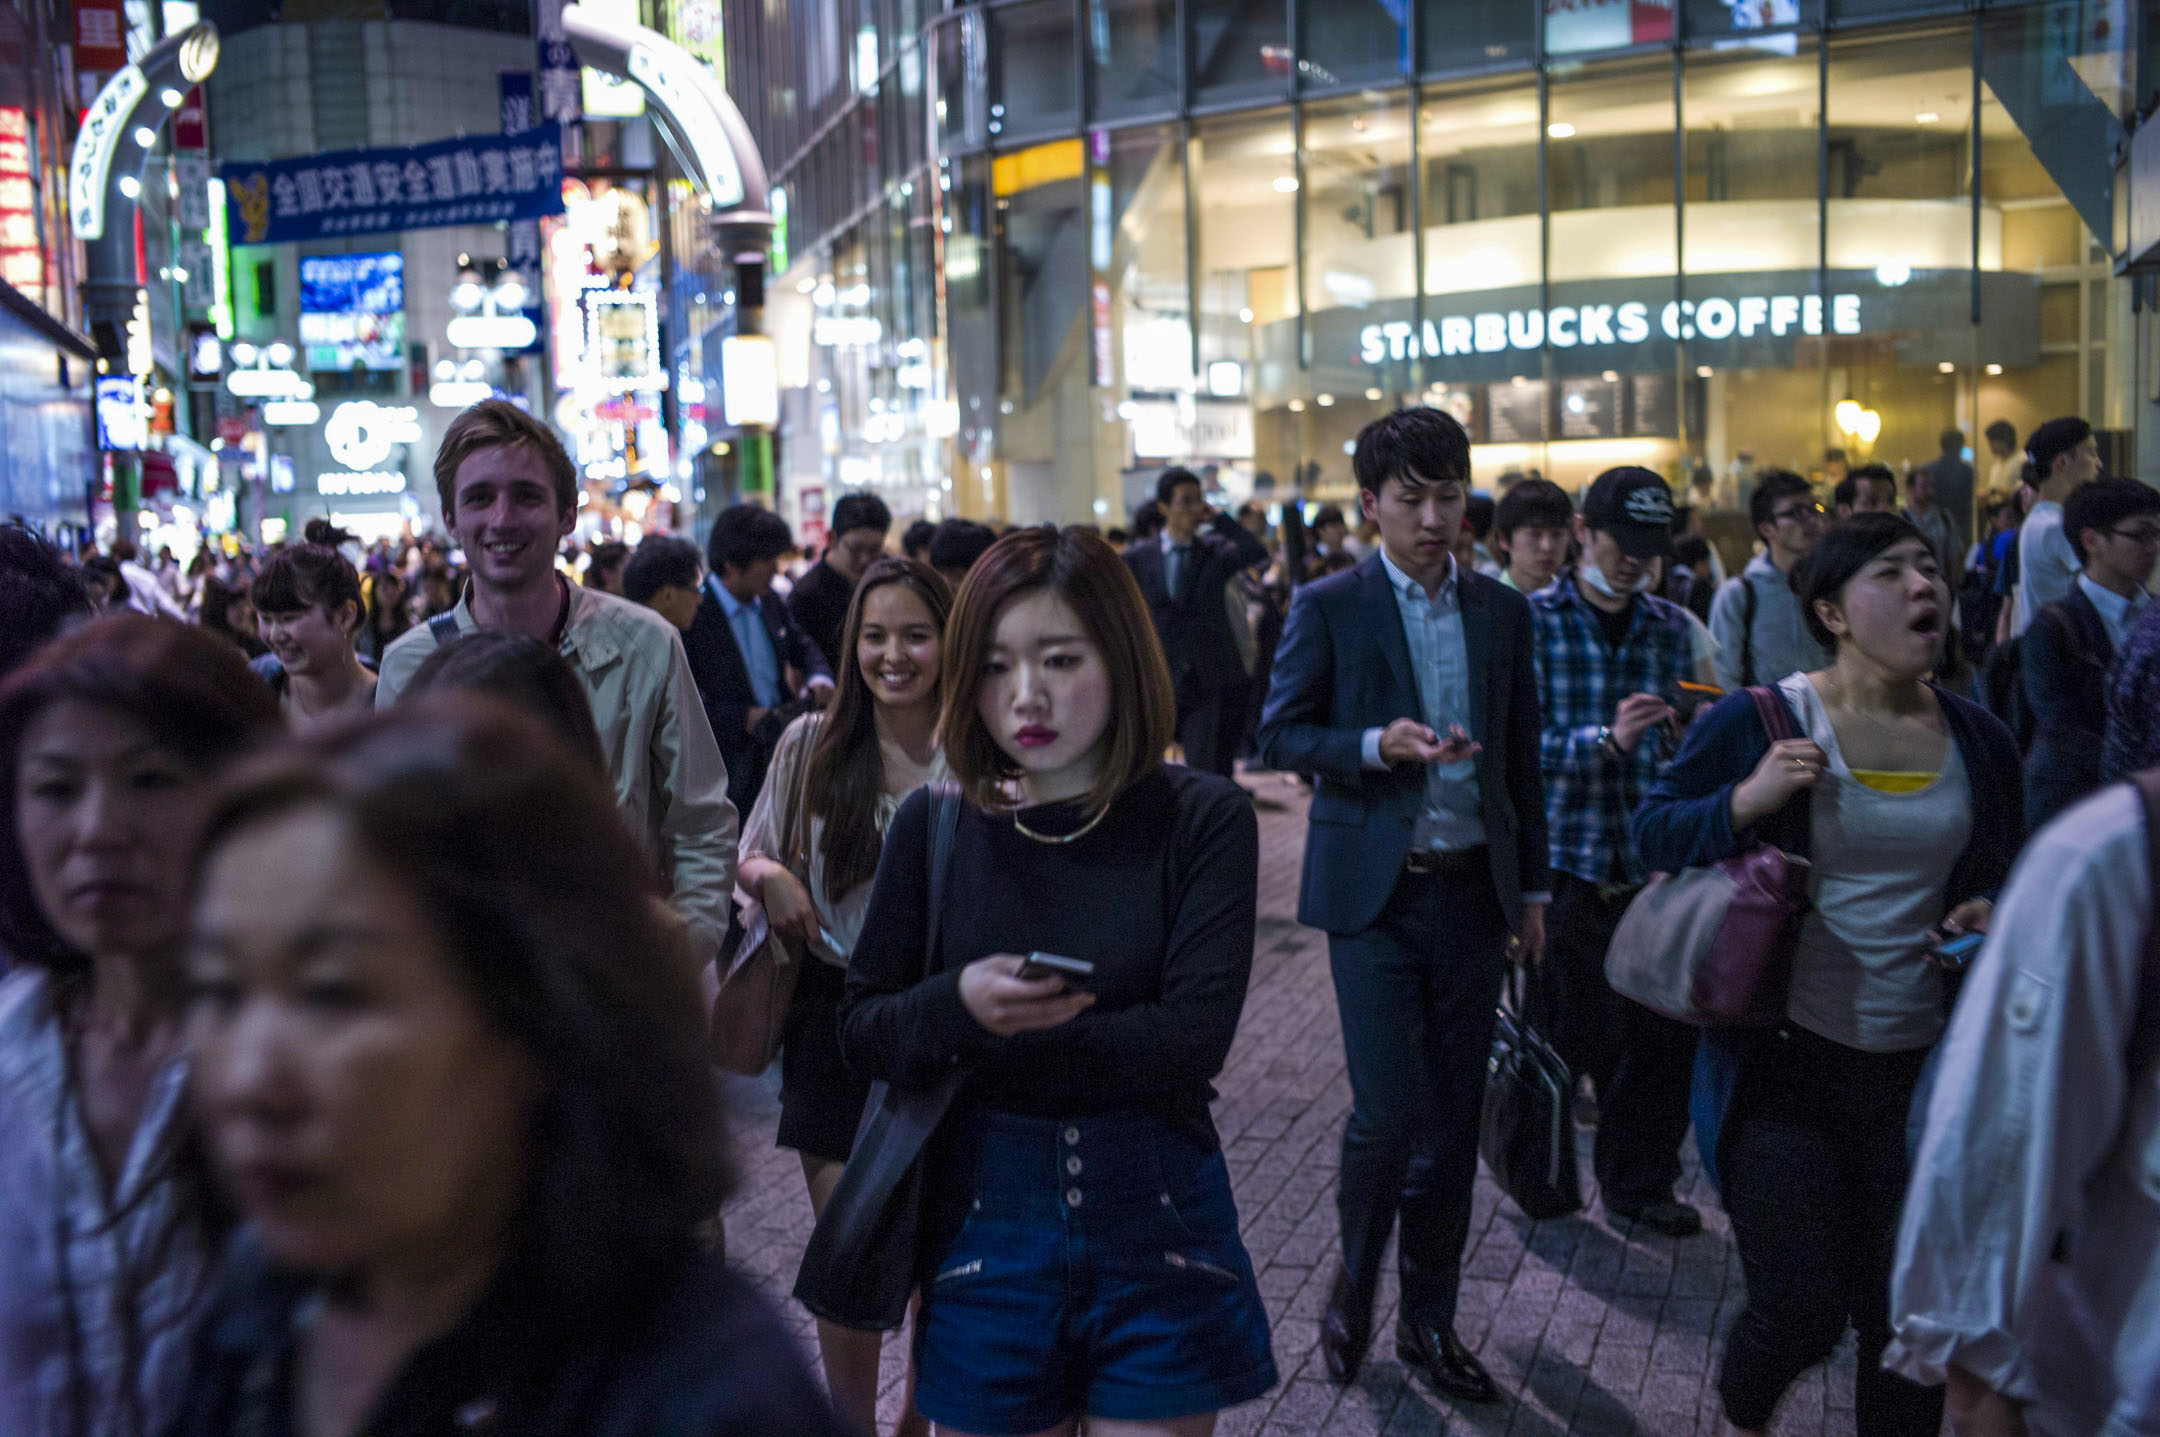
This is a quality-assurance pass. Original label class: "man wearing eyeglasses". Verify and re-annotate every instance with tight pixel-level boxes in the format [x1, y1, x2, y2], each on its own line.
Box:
[2022, 477, 2160, 828]
[1708, 468, 1829, 692]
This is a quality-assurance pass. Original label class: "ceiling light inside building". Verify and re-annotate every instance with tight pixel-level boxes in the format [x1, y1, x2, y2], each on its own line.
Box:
[1985, 363, 2003, 375]
[1547, 122, 1575, 138]
[1915, 111, 1940, 124]
[1938, 361, 1955, 373]
[1272, 175, 1299, 193]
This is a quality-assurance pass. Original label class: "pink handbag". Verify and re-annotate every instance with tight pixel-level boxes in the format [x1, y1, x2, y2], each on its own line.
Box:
[1605, 687, 1813, 1027]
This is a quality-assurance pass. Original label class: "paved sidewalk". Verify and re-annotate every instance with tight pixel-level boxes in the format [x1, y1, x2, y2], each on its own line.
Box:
[717, 775, 1863, 1436]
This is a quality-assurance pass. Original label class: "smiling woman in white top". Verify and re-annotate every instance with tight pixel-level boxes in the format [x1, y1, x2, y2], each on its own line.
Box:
[734, 555, 949, 1437]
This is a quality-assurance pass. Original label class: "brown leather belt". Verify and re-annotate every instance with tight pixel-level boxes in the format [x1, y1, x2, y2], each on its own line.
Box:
[1403, 846, 1486, 877]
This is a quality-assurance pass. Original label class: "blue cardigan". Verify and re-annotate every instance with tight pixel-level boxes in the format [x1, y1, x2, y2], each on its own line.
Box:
[1631, 680, 2026, 1190]
[1632, 680, 2025, 909]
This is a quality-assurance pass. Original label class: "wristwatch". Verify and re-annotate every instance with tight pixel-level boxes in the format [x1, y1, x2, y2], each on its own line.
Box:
[1598, 725, 1621, 758]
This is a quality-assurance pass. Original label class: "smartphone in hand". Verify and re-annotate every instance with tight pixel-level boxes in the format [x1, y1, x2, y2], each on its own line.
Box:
[1928, 930, 1985, 969]
[1017, 952, 1096, 988]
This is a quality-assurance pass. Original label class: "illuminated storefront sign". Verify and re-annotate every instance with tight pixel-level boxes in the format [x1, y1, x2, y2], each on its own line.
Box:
[585, 289, 664, 392]
[0, 109, 41, 291]
[1361, 291, 1862, 363]
[325, 401, 423, 470]
[69, 65, 148, 242]
[317, 470, 408, 497]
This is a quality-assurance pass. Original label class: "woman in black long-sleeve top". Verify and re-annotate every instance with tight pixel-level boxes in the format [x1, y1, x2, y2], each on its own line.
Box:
[1631, 515, 2023, 1437]
[841, 526, 1277, 1437]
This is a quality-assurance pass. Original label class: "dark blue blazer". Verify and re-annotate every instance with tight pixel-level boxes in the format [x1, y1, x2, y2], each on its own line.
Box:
[1257, 552, 1549, 937]
[683, 585, 832, 816]
[1123, 513, 1271, 700]
[1632, 681, 2024, 909]
[2022, 586, 2115, 830]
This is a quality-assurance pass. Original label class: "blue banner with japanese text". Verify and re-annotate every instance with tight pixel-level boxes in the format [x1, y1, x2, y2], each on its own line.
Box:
[221, 124, 566, 246]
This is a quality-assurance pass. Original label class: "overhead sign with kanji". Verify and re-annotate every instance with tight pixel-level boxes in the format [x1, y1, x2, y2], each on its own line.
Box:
[220, 123, 567, 247]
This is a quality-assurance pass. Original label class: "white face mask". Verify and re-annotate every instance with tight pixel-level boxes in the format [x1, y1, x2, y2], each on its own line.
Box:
[1580, 551, 1657, 599]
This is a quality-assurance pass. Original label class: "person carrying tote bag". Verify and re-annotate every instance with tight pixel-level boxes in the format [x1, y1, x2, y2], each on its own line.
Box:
[1631, 514, 2024, 1437]
[831, 528, 1278, 1437]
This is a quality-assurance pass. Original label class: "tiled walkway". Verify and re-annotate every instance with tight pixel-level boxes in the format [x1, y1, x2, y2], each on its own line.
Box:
[717, 775, 1860, 1435]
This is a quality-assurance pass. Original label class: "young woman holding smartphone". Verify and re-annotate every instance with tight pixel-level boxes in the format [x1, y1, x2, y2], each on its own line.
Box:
[840, 527, 1277, 1437]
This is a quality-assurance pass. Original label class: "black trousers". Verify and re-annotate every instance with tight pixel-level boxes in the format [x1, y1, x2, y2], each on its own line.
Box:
[1327, 861, 1508, 1330]
[1541, 873, 1698, 1209]
[1177, 682, 1247, 778]
[1716, 1028, 1943, 1435]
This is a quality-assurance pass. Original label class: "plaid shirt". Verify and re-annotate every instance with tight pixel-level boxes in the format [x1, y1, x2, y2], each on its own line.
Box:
[1530, 574, 1699, 887]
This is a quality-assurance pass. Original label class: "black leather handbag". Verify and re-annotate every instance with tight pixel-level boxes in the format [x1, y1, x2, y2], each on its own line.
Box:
[793, 782, 963, 1332]
[1479, 965, 1583, 1221]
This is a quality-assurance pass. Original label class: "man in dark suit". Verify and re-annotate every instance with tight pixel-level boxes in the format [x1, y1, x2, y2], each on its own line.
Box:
[687, 504, 834, 817]
[2023, 477, 2160, 827]
[1125, 466, 1270, 777]
[788, 491, 891, 669]
[1258, 408, 1548, 1404]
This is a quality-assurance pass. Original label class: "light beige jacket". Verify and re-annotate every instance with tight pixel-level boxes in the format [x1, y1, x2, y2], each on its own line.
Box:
[376, 583, 740, 962]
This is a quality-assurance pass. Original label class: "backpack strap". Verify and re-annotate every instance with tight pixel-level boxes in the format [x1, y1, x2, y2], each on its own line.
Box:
[1738, 576, 1759, 689]
[428, 610, 462, 647]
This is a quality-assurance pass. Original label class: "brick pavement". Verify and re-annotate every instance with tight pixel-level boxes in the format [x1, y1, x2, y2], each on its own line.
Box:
[716, 775, 1863, 1436]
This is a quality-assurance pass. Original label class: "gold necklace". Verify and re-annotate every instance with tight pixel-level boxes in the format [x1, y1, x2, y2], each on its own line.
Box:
[1011, 802, 1112, 845]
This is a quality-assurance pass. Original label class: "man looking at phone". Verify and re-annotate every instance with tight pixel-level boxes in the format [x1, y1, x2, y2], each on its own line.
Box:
[1530, 466, 1706, 1236]
[1260, 407, 1549, 1402]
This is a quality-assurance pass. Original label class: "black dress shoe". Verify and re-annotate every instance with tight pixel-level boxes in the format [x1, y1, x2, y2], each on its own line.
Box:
[1607, 1197, 1704, 1237]
[1395, 1322, 1499, 1404]
[1318, 1266, 1372, 1385]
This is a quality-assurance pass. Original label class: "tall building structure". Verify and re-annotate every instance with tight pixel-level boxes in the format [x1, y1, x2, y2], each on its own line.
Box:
[713, 0, 2151, 530]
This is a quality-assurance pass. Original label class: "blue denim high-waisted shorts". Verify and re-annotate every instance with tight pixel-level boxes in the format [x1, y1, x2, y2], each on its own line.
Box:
[910, 1108, 1279, 1435]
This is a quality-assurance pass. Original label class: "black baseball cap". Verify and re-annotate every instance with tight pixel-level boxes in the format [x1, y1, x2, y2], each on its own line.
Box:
[1581, 467, 1676, 559]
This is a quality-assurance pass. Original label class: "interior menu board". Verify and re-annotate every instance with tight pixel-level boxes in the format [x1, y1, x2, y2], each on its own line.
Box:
[1430, 384, 1481, 441]
[1628, 373, 1677, 437]
[1485, 380, 1547, 443]
[1557, 376, 1623, 439]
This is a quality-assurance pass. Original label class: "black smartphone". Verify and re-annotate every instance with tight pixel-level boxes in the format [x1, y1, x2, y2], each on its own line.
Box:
[1930, 930, 1985, 969]
[1018, 952, 1096, 988]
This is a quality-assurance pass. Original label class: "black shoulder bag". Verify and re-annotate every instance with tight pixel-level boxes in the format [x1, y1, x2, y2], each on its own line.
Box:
[793, 781, 964, 1332]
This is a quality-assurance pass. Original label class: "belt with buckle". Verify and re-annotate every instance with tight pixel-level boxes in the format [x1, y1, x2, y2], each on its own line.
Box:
[1403, 846, 1486, 877]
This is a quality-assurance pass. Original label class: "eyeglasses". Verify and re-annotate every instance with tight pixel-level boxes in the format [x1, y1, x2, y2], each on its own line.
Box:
[2108, 524, 2160, 544]
[1771, 504, 1826, 523]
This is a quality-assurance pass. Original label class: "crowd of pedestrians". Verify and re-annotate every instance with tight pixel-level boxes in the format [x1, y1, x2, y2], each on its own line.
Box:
[0, 394, 2156, 1437]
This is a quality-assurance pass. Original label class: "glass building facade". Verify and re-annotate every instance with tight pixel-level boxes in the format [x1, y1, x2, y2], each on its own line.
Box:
[716, 0, 2148, 531]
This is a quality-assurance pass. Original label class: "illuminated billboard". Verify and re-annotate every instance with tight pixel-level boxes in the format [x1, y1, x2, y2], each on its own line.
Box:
[299, 251, 404, 371]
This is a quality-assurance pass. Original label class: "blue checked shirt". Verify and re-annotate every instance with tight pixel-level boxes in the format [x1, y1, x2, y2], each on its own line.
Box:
[1530, 574, 1699, 887]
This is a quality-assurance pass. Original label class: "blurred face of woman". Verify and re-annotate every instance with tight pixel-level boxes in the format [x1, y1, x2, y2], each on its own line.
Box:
[257, 601, 356, 678]
[976, 589, 1112, 801]
[1816, 537, 1947, 678]
[185, 805, 538, 1275]
[856, 582, 940, 712]
[17, 700, 217, 962]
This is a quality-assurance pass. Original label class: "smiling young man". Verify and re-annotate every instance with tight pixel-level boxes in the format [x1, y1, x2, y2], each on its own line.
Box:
[2020, 477, 2160, 828]
[1259, 407, 1549, 1403]
[375, 400, 739, 967]
[1529, 466, 1704, 1238]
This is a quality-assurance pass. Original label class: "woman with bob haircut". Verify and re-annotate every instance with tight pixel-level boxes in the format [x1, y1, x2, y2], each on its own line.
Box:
[1632, 513, 2023, 1437]
[841, 526, 1278, 1437]
[251, 518, 376, 726]
[168, 698, 849, 1436]
[0, 615, 283, 1437]
[738, 555, 949, 1436]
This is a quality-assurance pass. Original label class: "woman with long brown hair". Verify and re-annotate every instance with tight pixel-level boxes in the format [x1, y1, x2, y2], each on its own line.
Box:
[840, 527, 1277, 1437]
[736, 555, 948, 1435]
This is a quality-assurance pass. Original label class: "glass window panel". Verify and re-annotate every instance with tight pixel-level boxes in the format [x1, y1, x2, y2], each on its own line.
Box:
[1680, 40, 1825, 499]
[1541, 59, 1677, 477]
[1091, 0, 1179, 122]
[1301, 2, 1409, 90]
[1189, 0, 1291, 109]
[1192, 110, 1287, 488]
[1824, 28, 1974, 490]
[1300, 93, 1414, 439]
[934, 9, 989, 152]
[1419, 0, 1533, 75]
[993, 1, 1080, 142]
[1680, 0, 1813, 45]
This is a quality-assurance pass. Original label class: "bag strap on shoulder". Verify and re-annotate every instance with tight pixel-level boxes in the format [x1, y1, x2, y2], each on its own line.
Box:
[1738, 577, 1759, 689]
[922, 781, 961, 983]
[428, 610, 461, 647]
[1745, 684, 1799, 744]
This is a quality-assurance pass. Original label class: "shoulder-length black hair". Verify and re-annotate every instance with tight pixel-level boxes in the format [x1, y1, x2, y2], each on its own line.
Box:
[0, 615, 284, 975]
[1794, 512, 1936, 650]
[804, 556, 951, 896]
[938, 526, 1176, 814]
[194, 696, 727, 1320]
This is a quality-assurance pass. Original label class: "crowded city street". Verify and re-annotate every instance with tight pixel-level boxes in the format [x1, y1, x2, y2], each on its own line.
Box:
[6, 0, 2160, 1434]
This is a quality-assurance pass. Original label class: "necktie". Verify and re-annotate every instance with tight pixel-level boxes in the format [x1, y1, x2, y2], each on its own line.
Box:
[1169, 545, 1189, 600]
